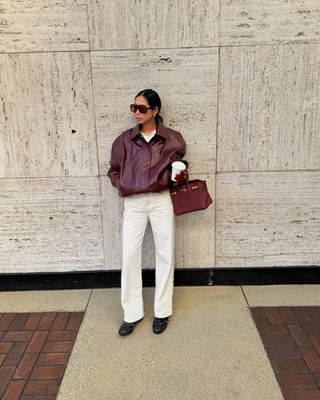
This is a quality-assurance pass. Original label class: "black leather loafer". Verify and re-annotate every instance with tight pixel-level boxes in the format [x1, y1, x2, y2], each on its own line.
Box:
[152, 317, 169, 334]
[118, 317, 143, 336]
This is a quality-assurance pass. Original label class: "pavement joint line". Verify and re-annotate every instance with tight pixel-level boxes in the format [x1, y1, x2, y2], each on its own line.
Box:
[240, 286, 250, 307]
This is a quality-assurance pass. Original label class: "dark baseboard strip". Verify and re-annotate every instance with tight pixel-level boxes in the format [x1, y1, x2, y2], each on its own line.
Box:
[0, 267, 319, 291]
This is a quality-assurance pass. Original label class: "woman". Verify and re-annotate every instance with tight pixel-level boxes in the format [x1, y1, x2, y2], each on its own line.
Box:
[107, 89, 188, 336]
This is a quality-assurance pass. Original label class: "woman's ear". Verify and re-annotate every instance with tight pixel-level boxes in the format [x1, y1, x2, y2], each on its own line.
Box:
[154, 106, 159, 117]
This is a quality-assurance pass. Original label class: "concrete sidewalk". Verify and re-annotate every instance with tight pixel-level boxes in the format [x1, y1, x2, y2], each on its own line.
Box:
[1, 285, 320, 399]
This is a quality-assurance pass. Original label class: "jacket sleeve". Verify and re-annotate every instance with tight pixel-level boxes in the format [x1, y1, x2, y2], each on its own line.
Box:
[107, 137, 122, 192]
[169, 132, 189, 168]
[168, 132, 189, 187]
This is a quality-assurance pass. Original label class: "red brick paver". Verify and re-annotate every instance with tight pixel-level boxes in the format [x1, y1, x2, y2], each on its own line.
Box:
[0, 312, 84, 399]
[251, 306, 320, 400]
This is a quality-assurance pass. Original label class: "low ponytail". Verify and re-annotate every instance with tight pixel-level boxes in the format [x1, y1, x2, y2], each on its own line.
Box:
[156, 114, 163, 123]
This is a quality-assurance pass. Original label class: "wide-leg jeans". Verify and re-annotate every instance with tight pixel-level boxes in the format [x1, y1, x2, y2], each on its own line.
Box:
[121, 190, 175, 323]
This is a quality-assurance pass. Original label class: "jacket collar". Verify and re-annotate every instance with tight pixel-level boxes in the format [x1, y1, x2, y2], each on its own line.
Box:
[130, 119, 169, 140]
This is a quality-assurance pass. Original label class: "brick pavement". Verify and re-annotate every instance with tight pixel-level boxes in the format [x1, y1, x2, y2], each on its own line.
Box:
[2, 306, 320, 400]
[0, 311, 84, 400]
[251, 306, 320, 400]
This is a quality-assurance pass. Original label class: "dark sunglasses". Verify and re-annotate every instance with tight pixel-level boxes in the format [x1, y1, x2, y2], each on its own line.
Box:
[130, 103, 154, 114]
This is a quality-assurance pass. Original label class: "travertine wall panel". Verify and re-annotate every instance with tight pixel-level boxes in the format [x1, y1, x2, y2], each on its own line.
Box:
[0, 0, 89, 53]
[174, 174, 215, 268]
[216, 172, 320, 268]
[1, 0, 319, 272]
[0, 177, 104, 273]
[220, 0, 320, 46]
[101, 174, 215, 269]
[0, 52, 98, 178]
[88, 0, 219, 50]
[100, 176, 123, 271]
[218, 44, 320, 172]
[141, 174, 215, 269]
[92, 48, 218, 175]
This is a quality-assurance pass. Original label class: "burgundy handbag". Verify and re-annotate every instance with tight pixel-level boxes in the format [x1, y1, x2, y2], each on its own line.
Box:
[169, 179, 213, 216]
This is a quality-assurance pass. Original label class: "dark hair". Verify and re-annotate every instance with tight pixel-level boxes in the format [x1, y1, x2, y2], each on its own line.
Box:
[135, 88, 163, 123]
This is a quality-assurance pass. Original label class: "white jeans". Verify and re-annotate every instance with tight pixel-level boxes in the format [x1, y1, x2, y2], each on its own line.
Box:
[121, 190, 175, 323]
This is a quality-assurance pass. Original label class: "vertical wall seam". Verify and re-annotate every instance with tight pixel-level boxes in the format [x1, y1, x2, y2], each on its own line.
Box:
[84, 0, 106, 269]
[214, 0, 223, 272]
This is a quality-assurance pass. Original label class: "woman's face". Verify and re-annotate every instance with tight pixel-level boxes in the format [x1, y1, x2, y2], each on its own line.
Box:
[133, 96, 158, 125]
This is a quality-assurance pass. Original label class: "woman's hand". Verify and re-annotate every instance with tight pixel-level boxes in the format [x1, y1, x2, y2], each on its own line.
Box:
[174, 170, 188, 184]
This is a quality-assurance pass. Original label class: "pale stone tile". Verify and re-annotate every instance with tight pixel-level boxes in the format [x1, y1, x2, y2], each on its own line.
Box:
[90, 287, 247, 316]
[92, 48, 218, 176]
[220, 0, 320, 46]
[129, 173, 215, 269]
[58, 288, 283, 400]
[0, 177, 104, 272]
[218, 44, 320, 172]
[0, 0, 89, 52]
[216, 171, 320, 268]
[0, 52, 98, 178]
[175, 173, 215, 268]
[243, 285, 320, 306]
[90, 287, 246, 316]
[88, 0, 219, 50]
[100, 176, 123, 271]
[168, 286, 245, 310]
[0, 290, 91, 312]
[101, 173, 215, 270]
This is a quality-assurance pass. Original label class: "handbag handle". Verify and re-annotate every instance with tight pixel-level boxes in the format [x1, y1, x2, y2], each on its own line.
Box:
[173, 179, 201, 193]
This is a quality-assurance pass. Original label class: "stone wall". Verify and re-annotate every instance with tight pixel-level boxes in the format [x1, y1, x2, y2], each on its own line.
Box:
[0, 0, 319, 272]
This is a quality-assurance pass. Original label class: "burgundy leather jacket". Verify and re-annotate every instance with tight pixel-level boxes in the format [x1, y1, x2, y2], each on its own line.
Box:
[107, 120, 187, 197]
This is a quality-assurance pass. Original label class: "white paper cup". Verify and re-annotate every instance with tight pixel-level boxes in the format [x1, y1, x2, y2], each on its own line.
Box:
[171, 161, 186, 181]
